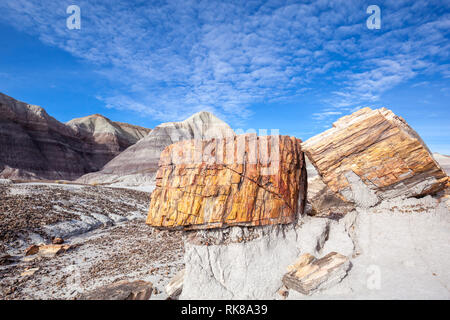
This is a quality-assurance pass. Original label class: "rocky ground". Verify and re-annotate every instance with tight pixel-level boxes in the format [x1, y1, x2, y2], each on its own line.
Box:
[0, 182, 150, 249]
[0, 182, 183, 300]
[180, 192, 450, 300]
[1, 180, 449, 300]
[288, 194, 450, 299]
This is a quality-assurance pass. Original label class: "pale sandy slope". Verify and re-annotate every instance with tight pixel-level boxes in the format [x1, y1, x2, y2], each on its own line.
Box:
[291, 150, 450, 299]
[433, 153, 450, 175]
[67, 114, 150, 147]
[287, 195, 450, 299]
[76, 111, 234, 188]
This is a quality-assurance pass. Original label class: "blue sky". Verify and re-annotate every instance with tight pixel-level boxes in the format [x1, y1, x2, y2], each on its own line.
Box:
[0, 0, 449, 153]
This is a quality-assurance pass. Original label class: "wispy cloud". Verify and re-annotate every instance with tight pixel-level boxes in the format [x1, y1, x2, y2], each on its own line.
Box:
[0, 0, 449, 125]
[312, 111, 342, 121]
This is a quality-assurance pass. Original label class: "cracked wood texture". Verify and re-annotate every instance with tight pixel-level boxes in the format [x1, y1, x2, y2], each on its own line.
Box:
[282, 252, 350, 295]
[146, 134, 306, 229]
[302, 107, 448, 206]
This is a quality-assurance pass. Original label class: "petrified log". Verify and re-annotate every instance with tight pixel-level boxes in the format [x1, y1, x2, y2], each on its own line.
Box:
[307, 176, 355, 217]
[37, 244, 73, 257]
[302, 107, 448, 207]
[24, 245, 40, 256]
[52, 237, 64, 244]
[20, 267, 39, 277]
[24, 244, 73, 257]
[0, 254, 19, 266]
[79, 280, 153, 300]
[146, 134, 307, 229]
[166, 269, 185, 299]
[282, 252, 350, 295]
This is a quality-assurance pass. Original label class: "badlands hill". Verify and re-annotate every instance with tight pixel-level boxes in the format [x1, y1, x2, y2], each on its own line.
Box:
[77, 111, 235, 188]
[66, 114, 150, 171]
[0, 92, 150, 180]
[67, 114, 150, 148]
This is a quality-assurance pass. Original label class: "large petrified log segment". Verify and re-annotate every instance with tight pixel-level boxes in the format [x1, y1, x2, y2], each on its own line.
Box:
[302, 107, 448, 207]
[282, 252, 350, 295]
[146, 134, 306, 229]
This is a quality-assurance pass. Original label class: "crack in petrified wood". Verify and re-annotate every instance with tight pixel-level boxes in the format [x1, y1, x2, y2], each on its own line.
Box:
[146, 134, 306, 229]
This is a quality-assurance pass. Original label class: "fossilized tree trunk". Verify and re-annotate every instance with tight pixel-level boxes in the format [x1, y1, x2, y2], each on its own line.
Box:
[146, 134, 307, 229]
[302, 107, 448, 208]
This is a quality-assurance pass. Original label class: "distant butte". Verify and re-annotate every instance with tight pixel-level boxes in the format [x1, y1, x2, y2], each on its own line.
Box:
[0, 92, 150, 180]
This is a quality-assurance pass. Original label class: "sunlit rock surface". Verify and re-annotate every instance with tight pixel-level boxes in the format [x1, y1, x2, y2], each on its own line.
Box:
[147, 134, 307, 229]
[302, 107, 448, 208]
[0, 92, 150, 180]
[282, 252, 350, 295]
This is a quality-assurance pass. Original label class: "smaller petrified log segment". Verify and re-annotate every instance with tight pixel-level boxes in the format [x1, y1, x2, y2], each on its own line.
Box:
[166, 269, 185, 299]
[24, 244, 73, 257]
[282, 252, 350, 295]
[307, 176, 355, 217]
[302, 107, 448, 207]
[147, 134, 307, 229]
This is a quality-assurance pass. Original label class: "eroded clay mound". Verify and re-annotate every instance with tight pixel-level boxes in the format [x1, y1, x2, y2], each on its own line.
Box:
[0, 92, 150, 180]
[77, 111, 234, 187]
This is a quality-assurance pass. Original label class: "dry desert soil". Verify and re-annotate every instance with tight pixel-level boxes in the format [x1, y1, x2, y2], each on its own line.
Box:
[0, 182, 183, 300]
